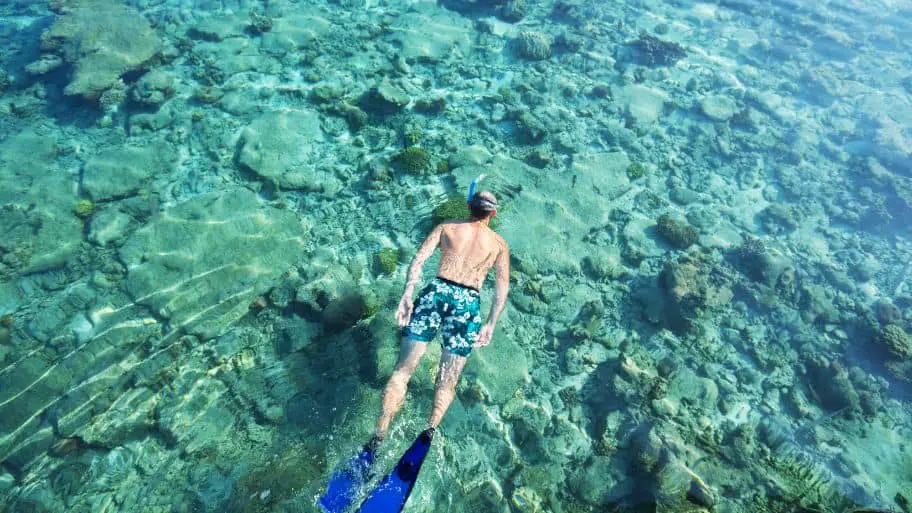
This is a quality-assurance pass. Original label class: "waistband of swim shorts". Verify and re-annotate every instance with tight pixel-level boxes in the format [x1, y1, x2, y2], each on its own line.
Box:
[434, 276, 480, 293]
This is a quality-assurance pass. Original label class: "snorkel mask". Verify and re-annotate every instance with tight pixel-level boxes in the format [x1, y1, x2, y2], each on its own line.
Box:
[467, 173, 497, 214]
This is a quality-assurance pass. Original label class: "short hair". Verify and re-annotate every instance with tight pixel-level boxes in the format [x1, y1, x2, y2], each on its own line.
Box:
[468, 191, 498, 220]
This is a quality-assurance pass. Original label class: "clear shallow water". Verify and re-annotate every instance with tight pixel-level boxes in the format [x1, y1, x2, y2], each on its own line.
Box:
[0, 0, 910, 512]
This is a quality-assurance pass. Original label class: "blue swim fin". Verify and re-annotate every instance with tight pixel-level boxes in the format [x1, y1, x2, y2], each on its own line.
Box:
[319, 439, 380, 513]
[355, 429, 434, 513]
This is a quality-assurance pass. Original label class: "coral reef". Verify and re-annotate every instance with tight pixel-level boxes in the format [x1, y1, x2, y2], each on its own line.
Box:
[732, 236, 793, 287]
[391, 147, 431, 175]
[880, 324, 911, 360]
[247, 9, 273, 34]
[414, 96, 447, 114]
[630, 33, 687, 66]
[500, 0, 527, 22]
[0, 0, 910, 511]
[98, 79, 126, 112]
[516, 31, 552, 60]
[656, 214, 700, 249]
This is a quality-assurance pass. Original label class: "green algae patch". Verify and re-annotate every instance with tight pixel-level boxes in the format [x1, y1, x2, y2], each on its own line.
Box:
[627, 161, 647, 180]
[432, 197, 498, 229]
[432, 197, 470, 224]
[391, 146, 431, 175]
[72, 199, 95, 219]
[376, 247, 400, 275]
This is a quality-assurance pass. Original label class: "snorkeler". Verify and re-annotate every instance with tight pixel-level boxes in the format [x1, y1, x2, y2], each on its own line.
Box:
[319, 175, 510, 513]
[376, 174, 509, 441]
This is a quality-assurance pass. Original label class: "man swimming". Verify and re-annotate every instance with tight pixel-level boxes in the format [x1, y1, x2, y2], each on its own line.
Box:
[374, 176, 510, 443]
[318, 176, 510, 512]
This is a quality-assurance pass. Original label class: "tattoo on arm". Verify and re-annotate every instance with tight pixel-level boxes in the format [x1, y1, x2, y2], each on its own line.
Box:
[487, 242, 510, 326]
[405, 225, 443, 294]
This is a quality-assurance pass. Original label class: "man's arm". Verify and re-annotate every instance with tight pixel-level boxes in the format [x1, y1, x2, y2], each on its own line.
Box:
[403, 224, 443, 297]
[485, 240, 510, 327]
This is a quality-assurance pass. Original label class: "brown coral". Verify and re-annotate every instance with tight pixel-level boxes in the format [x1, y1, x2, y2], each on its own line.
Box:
[881, 324, 911, 360]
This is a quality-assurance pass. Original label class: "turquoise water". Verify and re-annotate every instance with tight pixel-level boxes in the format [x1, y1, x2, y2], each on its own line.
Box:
[0, 0, 911, 511]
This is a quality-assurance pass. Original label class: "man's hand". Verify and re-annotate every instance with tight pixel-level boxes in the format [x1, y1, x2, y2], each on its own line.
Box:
[474, 323, 495, 348]
[395, 293, 414, 327]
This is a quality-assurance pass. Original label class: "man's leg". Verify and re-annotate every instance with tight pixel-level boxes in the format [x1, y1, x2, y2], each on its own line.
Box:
[427, 348, 468, 430]
[375, 337, 427, 438]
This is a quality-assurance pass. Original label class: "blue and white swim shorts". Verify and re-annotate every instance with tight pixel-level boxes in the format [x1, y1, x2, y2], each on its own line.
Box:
[402, 277, 483, 357]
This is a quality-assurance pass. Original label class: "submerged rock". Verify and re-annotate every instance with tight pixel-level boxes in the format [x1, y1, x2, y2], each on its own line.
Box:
[260, 10, 331, 56]
[321, 288, 377, 332]
[0, 131, 82, 275]
[385, 10, 472, 63]
[88, 208, 134, 246]
[37, 0, 161, 101]
[700, 94, 738, 122]
[660, 251, 733, 333]
[237, 110, 330, 189]
[131, 70, 177, 107]
[24, 54, 63, 75]
[81, 144, 173, 201]
[119, 188, 307, 339]
[687, 477, 715, 508]
[360, 81, 410, 115]
[805, 357, 860, 412]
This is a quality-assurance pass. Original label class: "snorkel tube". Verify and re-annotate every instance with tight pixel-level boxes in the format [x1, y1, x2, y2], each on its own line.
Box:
[467, 173, 486, 202]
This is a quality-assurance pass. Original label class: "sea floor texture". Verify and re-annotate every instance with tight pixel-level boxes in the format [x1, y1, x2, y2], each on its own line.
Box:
[0, 0, 911, 512]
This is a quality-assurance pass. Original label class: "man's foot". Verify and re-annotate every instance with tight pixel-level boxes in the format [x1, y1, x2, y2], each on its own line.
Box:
[420, 427, 436, 443]
[365, 432, 384, 455]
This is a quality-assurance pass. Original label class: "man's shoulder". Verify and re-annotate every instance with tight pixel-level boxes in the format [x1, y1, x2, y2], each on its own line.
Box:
[493, 232, 508, 251]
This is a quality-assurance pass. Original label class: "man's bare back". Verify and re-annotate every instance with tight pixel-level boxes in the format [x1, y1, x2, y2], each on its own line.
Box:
[396, 215, 510, 349]
[435, 220, 506, 291]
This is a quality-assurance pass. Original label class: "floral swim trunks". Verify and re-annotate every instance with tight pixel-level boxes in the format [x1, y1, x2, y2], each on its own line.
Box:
[403, 277, 483, 357]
